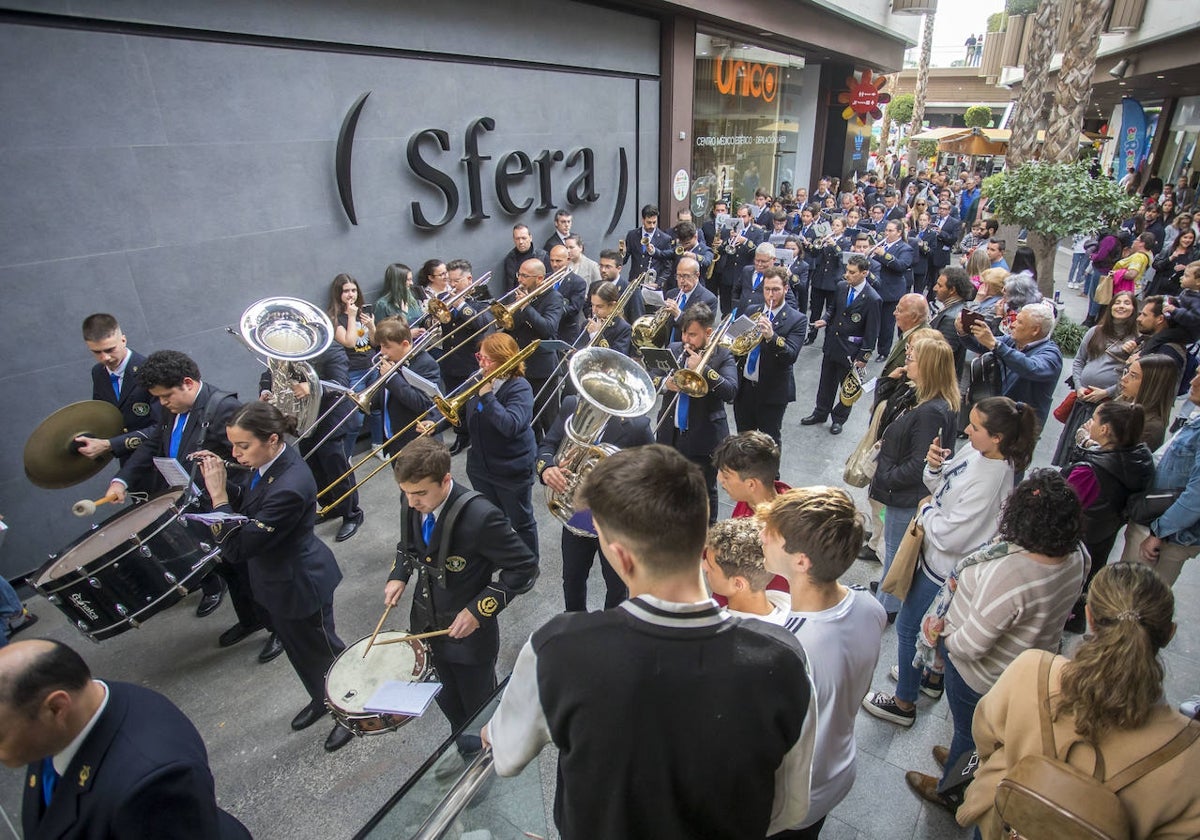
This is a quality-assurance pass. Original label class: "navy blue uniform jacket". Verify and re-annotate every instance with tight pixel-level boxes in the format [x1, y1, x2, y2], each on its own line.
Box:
[822, 282, 882, 365]
[90, 350, 160, 463]
[22, 681, 250, 840]
[739, 303, 808, 404]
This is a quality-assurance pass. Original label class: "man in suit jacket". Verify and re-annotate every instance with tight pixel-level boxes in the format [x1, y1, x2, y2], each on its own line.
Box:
[442, 259, 495, 455]
[548, 245, 588, 344]
[621, 204, 675, 291]
[503, 224, 549, 293]
[733, 268, 808, 447]
[910, 212, 938, 296]
[733, 243, 799, 316]
[598, 249, 644, 324]
[662, 257, 718, 345]
[654, 304, 738, 522]
[667, 221, 713, 289]
[507, 258, 564, 438]
[8, 639, 251, 840]
[105, 351, 243, 625]
[537, 394, 654, 611]
[871, 220, 915, 360]
[930, 200, 962, 272]
[930, 267, 974, 379]
[386, 437, 538, 760]
[542, 209, 573, 253]
[717, 204, 766, 315]
[375, 319, 442, 456]
[74, 314, 160, 478]
[801, 254, 882, 434]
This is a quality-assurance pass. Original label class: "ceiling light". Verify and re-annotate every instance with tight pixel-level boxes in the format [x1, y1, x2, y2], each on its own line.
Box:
[1108, 58, 1132, 79]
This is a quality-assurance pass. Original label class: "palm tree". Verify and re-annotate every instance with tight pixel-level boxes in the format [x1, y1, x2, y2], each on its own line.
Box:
[1043, 0, 1114, 163]
[1006, 0, 1061, 167]
[906, 13, 935, 175]
[877, 74, 899, 163]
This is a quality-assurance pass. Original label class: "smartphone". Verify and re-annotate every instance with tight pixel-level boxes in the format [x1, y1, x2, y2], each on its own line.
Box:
[961, 309, 987, 331]
[361, 303, 374, 316]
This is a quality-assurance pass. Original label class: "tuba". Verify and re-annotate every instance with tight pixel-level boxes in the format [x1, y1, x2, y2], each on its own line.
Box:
[545, 347, 657, 536]
[237, 297, 333, 435]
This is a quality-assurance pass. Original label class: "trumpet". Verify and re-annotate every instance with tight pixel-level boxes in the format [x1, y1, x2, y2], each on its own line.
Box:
[720, 315, 768, 357]
[672, 314, 734, 398]
[425, 272, 491, 324]
[641, 234, 651, 249]
[674, 240, 687, 256]
[489, 267, 569, 331]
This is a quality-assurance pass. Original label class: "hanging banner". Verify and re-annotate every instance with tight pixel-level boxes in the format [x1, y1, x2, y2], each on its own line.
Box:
[1119, 97, 1148, 173]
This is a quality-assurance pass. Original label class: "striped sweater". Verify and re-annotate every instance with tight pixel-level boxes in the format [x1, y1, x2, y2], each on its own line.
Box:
[942, 546, 1087, 694]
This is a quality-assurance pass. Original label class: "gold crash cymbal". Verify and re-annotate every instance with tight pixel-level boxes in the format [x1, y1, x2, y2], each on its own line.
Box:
[24, 400, 124, 489]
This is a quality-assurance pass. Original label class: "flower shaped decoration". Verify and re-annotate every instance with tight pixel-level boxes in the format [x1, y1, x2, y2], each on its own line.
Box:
[839, 69, 891, 125]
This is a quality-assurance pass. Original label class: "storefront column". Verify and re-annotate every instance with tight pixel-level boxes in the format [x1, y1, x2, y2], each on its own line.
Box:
[661, 15, 697, 218]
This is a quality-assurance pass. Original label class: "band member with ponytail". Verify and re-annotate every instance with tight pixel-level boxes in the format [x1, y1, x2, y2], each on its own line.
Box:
[194, 402, 349, 753]
[581, 281, 633, 357]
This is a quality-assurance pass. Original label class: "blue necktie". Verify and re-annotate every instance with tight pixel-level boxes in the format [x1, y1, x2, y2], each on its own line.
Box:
[383, 390, 392, 438]
[746, 311, 774, 377]
[847, 287, 856, 307]
[41, 757, 58, 806]
[422, 512, 436, 544]
[675, 393, 689, 431]
[753, 273, 762, 290]
[109, 372, 120, 400]
[169, 412, 188, 459]
[250, 472, 260, 489]
[671, 293, 688, 342]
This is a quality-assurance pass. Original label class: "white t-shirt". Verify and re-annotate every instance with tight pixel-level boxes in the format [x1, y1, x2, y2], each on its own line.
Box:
[783, 587, 887, 828]
[726, 590, 791, 626]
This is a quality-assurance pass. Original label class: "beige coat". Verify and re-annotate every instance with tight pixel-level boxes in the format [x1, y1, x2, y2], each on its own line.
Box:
[960, 648, 1200, 839]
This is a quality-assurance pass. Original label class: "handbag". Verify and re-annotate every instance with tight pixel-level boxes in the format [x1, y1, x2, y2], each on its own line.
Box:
[1052, 390, 1078, 424]
[844, 400, 888, 488]
[1125, 488, 1183, 525]
[1093, 272, 1114, 305]
[881, 513, 925, 600]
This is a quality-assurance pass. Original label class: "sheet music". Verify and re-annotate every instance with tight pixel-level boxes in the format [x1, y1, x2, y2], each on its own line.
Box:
[364, 681, 442, 716]
[153, 457, 193, 489]
[401, 366, 441, 399]
[182, 512, 250, 526]
[641, 288, 666, 308]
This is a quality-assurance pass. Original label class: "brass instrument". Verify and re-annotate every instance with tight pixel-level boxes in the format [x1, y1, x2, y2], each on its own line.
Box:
[707, 227, 728, 281]
[641, 234, 651, 249]
[236, 297, 333, 435]
[425, 272, 491, 324]
[720, 315, 768, 357]
[433, 341, 541, 426]
[631, 269, 678, 350]
[672, 314, 734, 397]
[545, 348, 657, 536]
[587, 270, 648, 350]
[489, 267, 569, 331]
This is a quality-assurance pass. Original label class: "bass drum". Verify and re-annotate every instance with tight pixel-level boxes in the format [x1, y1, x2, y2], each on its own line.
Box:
[31, 491, 220, 641]
[325, 632, 434, 736]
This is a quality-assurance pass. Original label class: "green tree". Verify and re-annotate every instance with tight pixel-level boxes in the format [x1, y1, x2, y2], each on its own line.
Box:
[987, 11, 1008, 31]
[964, 105, 993, 128]
[1005, 0, 1038, 13]
[983, 162, 1138, 295]
[916, 139, 938, 158]
[888, 93, 915, 126]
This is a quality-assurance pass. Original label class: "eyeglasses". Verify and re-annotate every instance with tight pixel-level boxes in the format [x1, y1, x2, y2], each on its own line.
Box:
[475, 352, 494, 364]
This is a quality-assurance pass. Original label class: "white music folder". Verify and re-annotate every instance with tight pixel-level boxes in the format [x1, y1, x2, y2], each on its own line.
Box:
[364, 681, 442, 716]
[401, 367, 442, 400]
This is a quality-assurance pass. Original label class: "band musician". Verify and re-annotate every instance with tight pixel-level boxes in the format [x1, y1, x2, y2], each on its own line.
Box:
[655, 303, 738, 522]
[733, 267, 808, 447]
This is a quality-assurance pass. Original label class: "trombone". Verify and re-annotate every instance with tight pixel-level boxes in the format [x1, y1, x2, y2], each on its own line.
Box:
[489, 268, 570, 331]
[653, 314, 734, 436]
[425, 272, 492, 324]
[316, 342, 540, 514]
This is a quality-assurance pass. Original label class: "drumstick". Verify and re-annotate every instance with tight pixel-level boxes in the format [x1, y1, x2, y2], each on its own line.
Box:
[361, 604, 392, 659]
[370, 628, 454, 646]
[71, 493, 120, 518]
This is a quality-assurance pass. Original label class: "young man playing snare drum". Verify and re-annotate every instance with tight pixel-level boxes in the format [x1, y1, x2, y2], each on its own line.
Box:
[383, 437, 537, 767]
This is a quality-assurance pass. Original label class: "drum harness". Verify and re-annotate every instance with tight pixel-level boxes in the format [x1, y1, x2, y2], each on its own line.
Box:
[397, 490, 482, 613]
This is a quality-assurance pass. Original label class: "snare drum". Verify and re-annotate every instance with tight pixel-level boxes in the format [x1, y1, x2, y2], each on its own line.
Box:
[325, 632, 434, 735]
[32, 490, 220, 641]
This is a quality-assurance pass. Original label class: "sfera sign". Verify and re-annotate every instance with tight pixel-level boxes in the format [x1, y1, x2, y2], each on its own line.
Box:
[337, 96, 629, 234]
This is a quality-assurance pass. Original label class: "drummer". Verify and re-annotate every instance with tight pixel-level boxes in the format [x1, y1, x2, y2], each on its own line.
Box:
[384, 437, 537, 770]
[104, 351, 259, 645]
[74, 314, 160, 486]
[194, 402, 350, 753]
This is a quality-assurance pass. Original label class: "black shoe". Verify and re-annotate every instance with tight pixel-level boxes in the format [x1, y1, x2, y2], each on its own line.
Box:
[291, 702, 326, 731]
[324, 723, 354, 752]
[887, 611, 898, 626]
[804, 334, 818, 346]
[875, 353, 888, 362]
[258, 633, 284, 663]
[830, 422, 843, 435]
[196, 587, 225, 618]
[448, 437, 469, 456]
[868, 580, 880, 594]
[800, 413, 826, 426]
[6, 610, 37, 638]
[335, 510, 364, 543]
[218, 622, 263, 648]
[859, 545, 881, 563]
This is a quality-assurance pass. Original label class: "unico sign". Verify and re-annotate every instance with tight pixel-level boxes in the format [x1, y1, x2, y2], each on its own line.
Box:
[713, 56, 779, 104]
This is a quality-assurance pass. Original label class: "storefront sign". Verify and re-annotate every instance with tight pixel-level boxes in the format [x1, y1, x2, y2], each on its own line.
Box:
[713, 55, 780, 104]
[838, 69, 890, 126]
[336, 99, 627, 233]
[695, 134, 785, 147]
[673, 169, 690, 202]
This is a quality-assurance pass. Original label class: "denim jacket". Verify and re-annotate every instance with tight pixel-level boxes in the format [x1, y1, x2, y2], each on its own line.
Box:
[1151, 415, 1200, 545]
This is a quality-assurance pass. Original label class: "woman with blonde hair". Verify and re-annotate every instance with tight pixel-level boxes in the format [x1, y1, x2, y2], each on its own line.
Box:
[959, 563, 1200, 838]
[868, 338, 961, 619]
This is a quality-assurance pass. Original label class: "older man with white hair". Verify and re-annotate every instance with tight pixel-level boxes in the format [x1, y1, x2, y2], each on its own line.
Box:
[960, 302, 1062, 429]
